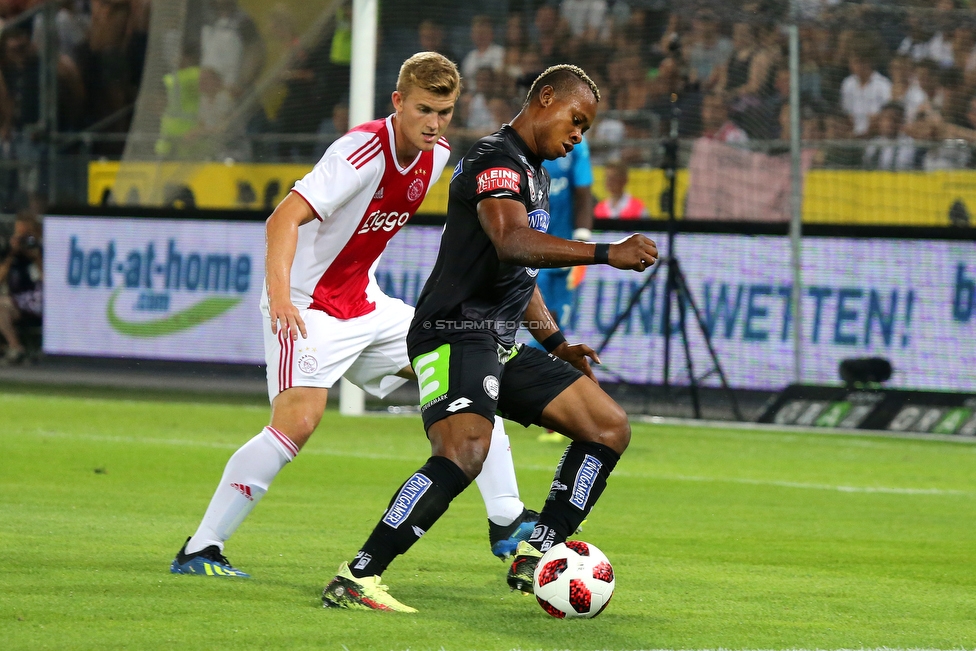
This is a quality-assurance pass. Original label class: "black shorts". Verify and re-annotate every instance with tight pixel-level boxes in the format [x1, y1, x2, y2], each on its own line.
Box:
[409, 332, 583, 431]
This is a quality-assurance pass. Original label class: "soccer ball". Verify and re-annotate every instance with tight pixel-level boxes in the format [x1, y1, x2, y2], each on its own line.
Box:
[533, 541, 615, 619]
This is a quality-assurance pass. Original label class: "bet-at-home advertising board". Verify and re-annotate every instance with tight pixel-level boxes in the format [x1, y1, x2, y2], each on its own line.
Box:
[45, 218, 976, 397]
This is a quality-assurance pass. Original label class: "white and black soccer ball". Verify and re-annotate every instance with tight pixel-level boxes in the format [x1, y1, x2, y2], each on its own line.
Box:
[532, 541, 615, 619]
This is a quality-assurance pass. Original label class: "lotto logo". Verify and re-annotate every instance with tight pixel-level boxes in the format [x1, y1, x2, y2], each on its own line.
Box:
[446, 397, 473, 413]
[357, 210, 410, 234]
[476, 167, 520, 194]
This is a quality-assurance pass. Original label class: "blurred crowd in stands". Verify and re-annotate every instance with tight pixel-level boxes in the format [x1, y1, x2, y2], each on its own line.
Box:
[247, 0, 976, 171]
[3, 0, 976, 211]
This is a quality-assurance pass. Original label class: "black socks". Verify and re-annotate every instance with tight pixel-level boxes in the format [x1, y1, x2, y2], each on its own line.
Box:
[348, 456, 470, 578]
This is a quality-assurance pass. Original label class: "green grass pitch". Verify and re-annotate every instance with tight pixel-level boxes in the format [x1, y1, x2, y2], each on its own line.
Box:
[2, 385, 976, 650]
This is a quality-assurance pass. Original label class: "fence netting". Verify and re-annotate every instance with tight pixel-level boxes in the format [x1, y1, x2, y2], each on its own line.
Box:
[0, 0, 967, 226]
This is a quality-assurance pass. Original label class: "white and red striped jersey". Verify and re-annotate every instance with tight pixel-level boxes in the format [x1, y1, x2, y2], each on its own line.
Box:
[275, 115, 451, 319]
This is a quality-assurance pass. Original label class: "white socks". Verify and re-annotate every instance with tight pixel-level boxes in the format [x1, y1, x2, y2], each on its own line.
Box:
[186, 418, 523, 553]
[185, 427, 298, 554]
[475, 416, 525, 526]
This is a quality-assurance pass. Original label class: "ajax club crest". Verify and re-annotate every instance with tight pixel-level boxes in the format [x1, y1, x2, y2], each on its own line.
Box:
[407, 178, 425, 202]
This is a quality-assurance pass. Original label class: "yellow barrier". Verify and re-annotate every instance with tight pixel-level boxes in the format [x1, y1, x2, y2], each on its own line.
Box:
[89, 161, 973, 226]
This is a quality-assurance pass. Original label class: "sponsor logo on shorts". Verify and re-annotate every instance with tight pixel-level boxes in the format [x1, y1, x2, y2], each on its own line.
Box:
[570, 455, 603, 510]
[483, 375, 499, 400]
[298, 354, 318, 374]
[412, 525, 426, 538]
[414, 344, 450, 409]
[446, 397, 473, 413]
[382, 473, 433, 529]
[407, 177, 425, 202]
[550, 480, 568, 493]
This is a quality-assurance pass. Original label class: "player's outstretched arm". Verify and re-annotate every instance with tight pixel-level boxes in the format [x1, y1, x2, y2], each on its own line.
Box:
[265, 192, 317, 340]
[524, 286, 600, 383]
[477, 197, 658, 271]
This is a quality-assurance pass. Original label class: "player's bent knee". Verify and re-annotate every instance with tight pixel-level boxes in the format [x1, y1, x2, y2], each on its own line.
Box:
[592, 401, 631, 455]
[428, 413, 493, 480]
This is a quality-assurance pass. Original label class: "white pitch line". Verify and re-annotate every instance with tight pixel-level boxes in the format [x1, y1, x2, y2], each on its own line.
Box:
[19, 429, 972, 497]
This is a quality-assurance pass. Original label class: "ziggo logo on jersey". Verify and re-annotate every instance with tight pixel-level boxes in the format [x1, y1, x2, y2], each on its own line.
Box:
[357, 210, 411, 234]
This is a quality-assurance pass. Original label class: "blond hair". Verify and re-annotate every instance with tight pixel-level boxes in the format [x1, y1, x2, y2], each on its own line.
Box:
[523, 64, 601, 107]
[396, 52, 461, 98]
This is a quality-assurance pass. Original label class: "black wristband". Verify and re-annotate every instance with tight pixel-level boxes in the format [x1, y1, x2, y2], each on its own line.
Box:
[594, 243, 610, 264]
[541, 331, 567, 353]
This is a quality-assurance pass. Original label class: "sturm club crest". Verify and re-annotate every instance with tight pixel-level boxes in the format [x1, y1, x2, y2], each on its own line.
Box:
[407, 177, 425, 202]
[483, 375, 499, 400]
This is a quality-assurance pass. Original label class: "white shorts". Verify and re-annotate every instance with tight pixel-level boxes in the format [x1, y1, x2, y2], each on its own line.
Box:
[262, 296, 414, 402]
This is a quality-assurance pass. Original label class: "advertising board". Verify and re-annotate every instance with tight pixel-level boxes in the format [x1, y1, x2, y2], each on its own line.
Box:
[44, 218, 976, 393]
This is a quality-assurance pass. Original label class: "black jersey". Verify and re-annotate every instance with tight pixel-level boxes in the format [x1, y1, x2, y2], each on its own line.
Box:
[409, 125, 551, 350]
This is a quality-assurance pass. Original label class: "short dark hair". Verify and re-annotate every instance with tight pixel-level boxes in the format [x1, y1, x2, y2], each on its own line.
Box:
[880, 101, 905, 120]
[522, 64, 601, 108]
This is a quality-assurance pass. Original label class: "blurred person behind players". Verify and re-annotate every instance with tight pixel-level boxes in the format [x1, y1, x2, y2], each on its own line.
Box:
[0, 213, 42, 366]
[594, 161, 649, 219]
[170, 53, 537, 584]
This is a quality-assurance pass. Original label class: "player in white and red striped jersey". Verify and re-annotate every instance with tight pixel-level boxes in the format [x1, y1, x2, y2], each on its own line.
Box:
[171, 54, 537, 596]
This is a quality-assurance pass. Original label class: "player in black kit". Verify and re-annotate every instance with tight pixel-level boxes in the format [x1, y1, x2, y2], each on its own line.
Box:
[322, 65, 658, 612]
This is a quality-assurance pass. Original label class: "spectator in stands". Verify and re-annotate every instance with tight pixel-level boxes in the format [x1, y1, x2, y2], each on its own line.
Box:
[529, 4, 567, 68]
[155, 38, 201, 158]
[501, 12, 527, 82]
[904, 59, 944, 124]
[75, 0, 140, 137]
[701, 93, 748, 144]
[799, 25, 831, 103]
[903, 92, 976, 162]
[686, 9, 732, 92]
[560, 0, 608, 43]
[819, 28, 858, 107]
[887, 54, 913, 106]
[863, 102, 916, 171]
[897, 2, 955, 68]
[715, 20, 778, 102]
[315, 101, 349, 153]
[460, 15, 504, 92]
[268, 4, 330, 159]
[613, 52, 652, 112]
[457, 67, 507, 141]
[0, 1, 29, 22]
[820, 108, 862, 167]
[197, 0, 265, 130]
[594, 161, 650, 220]
[840, 45, 892, 136]
[0, 24, 83, 209]
[320, 1, 351, 122]
[949, 26, 976, 80]
[0, 212, 42, 366]
[417, 19, 458, 66]
[36, 0, 91, 61]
